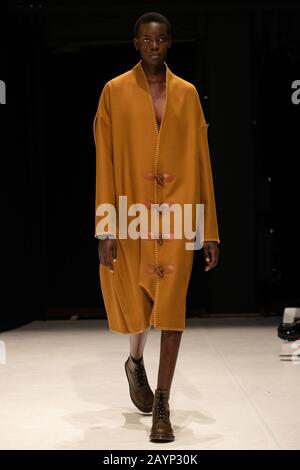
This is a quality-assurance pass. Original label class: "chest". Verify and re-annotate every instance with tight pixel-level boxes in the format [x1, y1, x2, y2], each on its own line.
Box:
[148, 83, 166, 129]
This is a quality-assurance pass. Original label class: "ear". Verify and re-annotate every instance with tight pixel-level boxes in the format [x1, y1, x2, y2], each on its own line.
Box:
[133, 37, 139, 51]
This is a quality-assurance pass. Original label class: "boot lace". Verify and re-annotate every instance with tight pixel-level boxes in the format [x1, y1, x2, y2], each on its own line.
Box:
[153, 392, 168, 420]
[134, 363, 147, 387]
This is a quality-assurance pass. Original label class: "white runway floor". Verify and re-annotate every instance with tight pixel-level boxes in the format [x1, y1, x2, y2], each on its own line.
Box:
[0, 316, 299, 450]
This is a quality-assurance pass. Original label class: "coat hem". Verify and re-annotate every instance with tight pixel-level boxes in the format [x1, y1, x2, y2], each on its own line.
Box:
[149, 322, 184, 332]
[108, 324, 184, 334]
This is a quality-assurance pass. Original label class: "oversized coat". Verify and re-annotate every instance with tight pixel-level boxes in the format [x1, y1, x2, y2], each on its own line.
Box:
[93, 59, 220, 334]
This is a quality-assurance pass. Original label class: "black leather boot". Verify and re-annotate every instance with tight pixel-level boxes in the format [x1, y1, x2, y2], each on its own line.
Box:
[149, 389, 175, 442]
[278, 319, 300, 341]
[125, 355, 154, 413]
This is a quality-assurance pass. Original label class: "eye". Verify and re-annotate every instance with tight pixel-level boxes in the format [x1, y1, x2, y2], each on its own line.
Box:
[143, 38, 150, 42]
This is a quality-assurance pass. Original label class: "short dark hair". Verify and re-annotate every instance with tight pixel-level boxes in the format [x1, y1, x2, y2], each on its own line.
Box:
[134, 11, 171, 38]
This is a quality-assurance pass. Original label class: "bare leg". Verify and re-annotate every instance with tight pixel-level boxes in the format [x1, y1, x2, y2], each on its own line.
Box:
[156, 330, 183, 392]
[129, 326, 150, 360]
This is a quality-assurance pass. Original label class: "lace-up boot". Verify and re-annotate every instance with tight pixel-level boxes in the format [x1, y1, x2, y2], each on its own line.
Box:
[149, 389, 175, 442]
[125, 355, 154, 413]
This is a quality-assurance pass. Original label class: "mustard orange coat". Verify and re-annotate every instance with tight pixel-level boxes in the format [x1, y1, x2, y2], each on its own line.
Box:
[93, 60, 220, 334]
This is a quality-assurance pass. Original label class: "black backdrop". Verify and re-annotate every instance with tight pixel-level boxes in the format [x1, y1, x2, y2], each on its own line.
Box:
[3, 0, 300, 331]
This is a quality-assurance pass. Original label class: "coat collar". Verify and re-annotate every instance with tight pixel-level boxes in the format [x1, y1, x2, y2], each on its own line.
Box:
[132, 59, 173, 90]
[132, 59, 173, 136]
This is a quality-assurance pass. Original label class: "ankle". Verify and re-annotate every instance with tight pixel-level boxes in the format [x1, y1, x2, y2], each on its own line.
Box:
[155, 388, 170, 395]
[130, 354, 143, 364]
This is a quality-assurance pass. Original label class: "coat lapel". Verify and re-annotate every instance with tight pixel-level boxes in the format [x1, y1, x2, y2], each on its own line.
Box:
[132, 59, 172, 139]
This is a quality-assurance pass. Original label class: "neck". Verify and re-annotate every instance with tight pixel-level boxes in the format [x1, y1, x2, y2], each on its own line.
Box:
[141, 60, 166, 81]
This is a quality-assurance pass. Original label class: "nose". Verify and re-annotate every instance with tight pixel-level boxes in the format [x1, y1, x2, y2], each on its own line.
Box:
[150, 40, 159, 50]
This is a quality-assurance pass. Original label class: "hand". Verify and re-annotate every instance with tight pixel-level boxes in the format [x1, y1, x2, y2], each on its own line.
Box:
[203, 241, 219, 272]
[98, 238, 117, 272]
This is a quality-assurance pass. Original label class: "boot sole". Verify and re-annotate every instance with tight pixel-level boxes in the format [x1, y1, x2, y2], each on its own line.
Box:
[124, 360, 153, 413]
[149, 433, 175, 442]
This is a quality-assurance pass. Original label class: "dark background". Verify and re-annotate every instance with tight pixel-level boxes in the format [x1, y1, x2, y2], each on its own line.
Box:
[2, 0, 300, 331]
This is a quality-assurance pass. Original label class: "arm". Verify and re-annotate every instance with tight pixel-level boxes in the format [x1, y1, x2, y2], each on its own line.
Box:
[193, 86, 220, 270]
[93, 83, 117, 271]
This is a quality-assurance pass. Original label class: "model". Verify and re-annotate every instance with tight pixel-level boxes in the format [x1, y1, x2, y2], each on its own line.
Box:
[93, 11, 220, 443]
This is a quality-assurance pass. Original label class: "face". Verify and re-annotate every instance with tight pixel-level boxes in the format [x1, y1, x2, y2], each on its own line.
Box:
[133, 21, 171, 65]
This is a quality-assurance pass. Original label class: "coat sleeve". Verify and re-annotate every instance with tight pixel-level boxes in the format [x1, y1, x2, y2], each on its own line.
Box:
[193, 86, 220, 244]
[93, 83, 116, 239]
